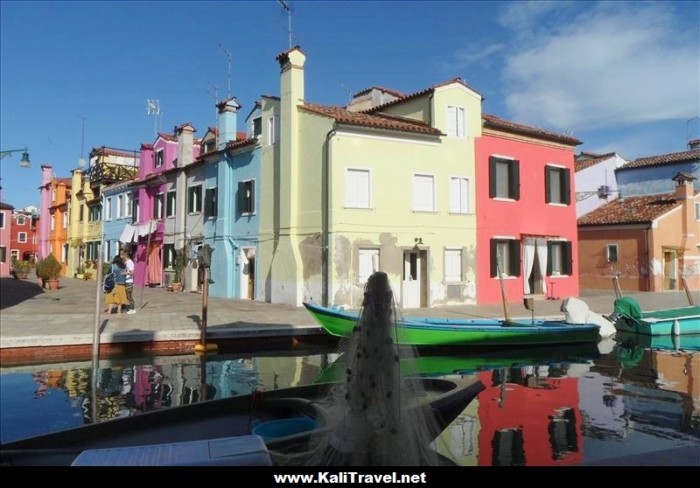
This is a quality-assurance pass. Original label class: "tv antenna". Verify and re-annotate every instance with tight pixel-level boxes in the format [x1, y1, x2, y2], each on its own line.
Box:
[219, 44, 232, 99]
[77, 115, 87, 168]
[687, 116, 699, 144]
[277, 1, 292, 48]
[207, 82, 220, 147]
[340, 84, 354, 105]
[147, 99, 161, 137]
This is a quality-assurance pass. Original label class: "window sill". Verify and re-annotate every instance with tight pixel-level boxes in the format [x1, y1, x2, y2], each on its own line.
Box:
[547, 275, 569, 279]
[343, 206, 373, 210]
[492, 197, 517, 202]
[547, 202, 569, 207]
[412, 209, 438, 214]
[492, 275, 517, 280]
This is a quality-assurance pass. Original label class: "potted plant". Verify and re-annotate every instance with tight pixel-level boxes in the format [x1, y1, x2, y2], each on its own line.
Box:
[75, 264, 85, 279]
[12, 259, 32, 279]
[171, 248, 187, 292]
[37, 253, 63, 291]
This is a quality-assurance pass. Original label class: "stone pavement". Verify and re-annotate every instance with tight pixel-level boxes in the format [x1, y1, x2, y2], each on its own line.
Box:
[0, 273, 696, 361]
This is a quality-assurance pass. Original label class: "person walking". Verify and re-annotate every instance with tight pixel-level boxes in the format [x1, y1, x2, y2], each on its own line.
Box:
[121, 249, 136, 314]
[105, 255, 129, 315]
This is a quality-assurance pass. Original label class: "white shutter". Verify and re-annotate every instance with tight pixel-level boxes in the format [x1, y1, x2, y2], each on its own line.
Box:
[446, 106, 457, 137]
[359, 249, 379, 283]
[345, 169, 370, 208]
[444, 249, 462, 282]
[413, 174, 434, 211]
[456, 107, 465, 137]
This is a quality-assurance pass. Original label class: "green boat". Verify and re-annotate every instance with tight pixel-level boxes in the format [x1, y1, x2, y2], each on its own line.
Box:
[316, 343, 601, 383]
[610, 297, 700, 336]
[302, 302, 600, 347]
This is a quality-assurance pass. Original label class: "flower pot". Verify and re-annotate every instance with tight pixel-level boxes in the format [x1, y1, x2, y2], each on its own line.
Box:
[46, 279, 60, 291]
[171, 282, 184, 292]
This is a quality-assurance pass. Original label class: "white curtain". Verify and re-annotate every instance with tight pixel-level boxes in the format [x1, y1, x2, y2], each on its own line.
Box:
[523, 238, 536, 294]
[536, 239, 548, 295]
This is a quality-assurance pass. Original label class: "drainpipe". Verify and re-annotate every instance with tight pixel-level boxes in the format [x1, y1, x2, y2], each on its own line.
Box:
[323, 125, 337, 307]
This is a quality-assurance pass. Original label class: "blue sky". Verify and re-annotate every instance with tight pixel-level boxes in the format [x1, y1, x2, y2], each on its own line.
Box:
[1, 0, 698, 209]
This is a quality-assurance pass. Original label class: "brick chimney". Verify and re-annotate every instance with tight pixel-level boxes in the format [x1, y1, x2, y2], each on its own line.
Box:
[673, 172, 698, 246]
[689, 139, 699, 150]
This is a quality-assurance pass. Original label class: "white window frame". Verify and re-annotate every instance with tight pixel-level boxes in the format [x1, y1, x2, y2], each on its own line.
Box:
[695, 202, 700, 221]
[18, 232, 27, 243]
[446, 106, 465, 138]
[268, 115, 280, 145]
[345, 168, 371, 209]
[358, 248, 379, 284]
[412, 173, 435, 212]
[449, 176, 470, 214]
[124, 192, 132, 218]
[11, 249, 19, 261]
[117, 195, 123, 218]
[444, 248, 463, 282]
[51, 215, 55, 231]
[63, 212, 68, 228]
[188, 185, 203, 214]
[105, 197, 113, 221]
[155, 149, 164, 168]
[16, 216, 25, 226]
[52, 189, 56, 202]
[166, 190, 176, 218]
[154, 193, 165, 219]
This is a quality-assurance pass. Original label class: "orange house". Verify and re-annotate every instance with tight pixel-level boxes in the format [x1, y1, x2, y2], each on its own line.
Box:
[48, 177, 71, 275]
[578, 173, 699, 292]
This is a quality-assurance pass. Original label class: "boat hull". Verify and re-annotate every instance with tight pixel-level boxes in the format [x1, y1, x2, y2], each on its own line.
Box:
[614, 306, 700, 336]
[0, 376, 484, 466]
[303, 302, 600, 347]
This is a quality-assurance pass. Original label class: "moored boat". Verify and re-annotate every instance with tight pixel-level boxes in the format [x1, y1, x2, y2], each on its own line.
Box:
[608, 297, 700, 336]
[0, 375, 484, 466]
[303, 301, 601, 347]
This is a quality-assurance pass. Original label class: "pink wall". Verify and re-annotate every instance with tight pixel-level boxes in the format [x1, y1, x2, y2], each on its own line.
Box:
[0, 205, 11, 277]
[38, 165, 53, 259]
[475, 135, 580, 304]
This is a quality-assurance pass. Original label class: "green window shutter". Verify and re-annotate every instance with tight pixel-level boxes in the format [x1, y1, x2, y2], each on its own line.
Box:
[562, 169, 571, 205]
[545, 167, 552, 203]
[510, 160, 520, 200]
[489, 157, 497, 198]
[546, 242, 553, 276]
[563, 241, 572, 275]
[490, 239, 498, 277]
[237, 181, 245, 215]
[509, 240, 521, 276]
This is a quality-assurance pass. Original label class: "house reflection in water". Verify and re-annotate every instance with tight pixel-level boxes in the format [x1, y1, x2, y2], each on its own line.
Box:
[436, 364, 584, 466]
[27, 353, 327, 427]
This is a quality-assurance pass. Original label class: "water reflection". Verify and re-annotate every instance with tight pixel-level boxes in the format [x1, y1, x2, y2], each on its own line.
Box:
[2, 336, 699, 466]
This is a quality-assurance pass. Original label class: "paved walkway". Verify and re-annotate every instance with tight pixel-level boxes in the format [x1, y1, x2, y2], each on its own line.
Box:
[0, 273, 695, 361]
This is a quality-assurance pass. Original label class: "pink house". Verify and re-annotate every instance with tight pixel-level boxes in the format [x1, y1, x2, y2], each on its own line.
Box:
[475, 114, 582, 305]
[0, 201, 13, 277]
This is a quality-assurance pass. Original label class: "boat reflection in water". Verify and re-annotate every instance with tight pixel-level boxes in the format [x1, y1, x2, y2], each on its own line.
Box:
[2, 337, 698, 466]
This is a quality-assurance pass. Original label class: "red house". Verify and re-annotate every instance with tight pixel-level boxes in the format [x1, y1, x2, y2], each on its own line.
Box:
[475, 114, 582, 305]
[11, 209, 39, 263]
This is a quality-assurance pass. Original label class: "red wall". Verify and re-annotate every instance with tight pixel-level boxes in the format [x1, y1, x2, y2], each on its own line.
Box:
[475, 135, 580, 304]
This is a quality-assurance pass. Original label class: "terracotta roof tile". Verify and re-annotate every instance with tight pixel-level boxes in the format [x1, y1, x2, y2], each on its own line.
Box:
[363, 78, 482, 114]
[574, 152, 617, 172]
[482, 113, 581, 146]
[157, 133, 177, 142]
[577, 192, 697, 226]
[352, 86, 407, 99]
[301, 103, 442, 136]
[226, 138, 257, 150]
[619, 148, 699, 169]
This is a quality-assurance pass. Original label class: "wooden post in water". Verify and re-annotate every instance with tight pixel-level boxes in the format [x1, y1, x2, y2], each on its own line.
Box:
[496, 257, 511, 325]
[680, 274, 695, 306]
[612, 273, 622, 299]
[194, 244, 217, 354]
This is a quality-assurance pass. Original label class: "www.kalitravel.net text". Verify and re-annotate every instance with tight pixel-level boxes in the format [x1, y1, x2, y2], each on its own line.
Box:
[272, 471, 428, 484]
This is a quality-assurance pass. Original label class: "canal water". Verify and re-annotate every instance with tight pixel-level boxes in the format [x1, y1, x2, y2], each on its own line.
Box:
[1, 335, 698, 466]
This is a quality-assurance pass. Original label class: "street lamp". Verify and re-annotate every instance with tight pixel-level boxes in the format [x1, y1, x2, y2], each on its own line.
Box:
[0, 148, 31, 168]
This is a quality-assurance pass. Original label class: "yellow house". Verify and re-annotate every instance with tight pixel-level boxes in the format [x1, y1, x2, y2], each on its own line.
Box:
[259, 47, 482, 308]
[67, 147, 138, 276]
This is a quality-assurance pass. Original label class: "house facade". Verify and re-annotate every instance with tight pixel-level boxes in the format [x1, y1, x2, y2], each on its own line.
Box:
[616, 145, 699, 196]
[578, 174, 700, 292]
[255, 47, 484, 308]
[48, 176, 71, 274]
[10, 208, 39, 263]
[475, 115, 582, 305]
[574, 152, 627, 217]
[0, 202, 13, 277]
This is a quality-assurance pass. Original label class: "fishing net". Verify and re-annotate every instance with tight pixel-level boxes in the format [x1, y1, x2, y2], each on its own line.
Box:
[272, 271, 446, 466]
